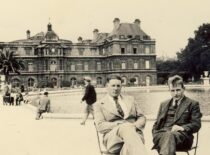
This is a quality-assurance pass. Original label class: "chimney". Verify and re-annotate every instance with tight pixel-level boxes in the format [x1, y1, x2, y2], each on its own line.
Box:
[26, 30, 30, 39]
[47, 23, 52, 31]
[134, 19, 141, 26]
[113, 18, 120, 29]
[93, 29, 99, 40]
[77, 36, 83, 43]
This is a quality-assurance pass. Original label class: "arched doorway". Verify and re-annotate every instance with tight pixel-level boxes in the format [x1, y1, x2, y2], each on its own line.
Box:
[51, 77, 57, 87]
[70, 77, 77, 88]
[28, 78, 35, 87]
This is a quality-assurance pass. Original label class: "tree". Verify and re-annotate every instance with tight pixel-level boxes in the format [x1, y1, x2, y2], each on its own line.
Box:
[177, 23, 210, 80]
[0, 50, 25, 84]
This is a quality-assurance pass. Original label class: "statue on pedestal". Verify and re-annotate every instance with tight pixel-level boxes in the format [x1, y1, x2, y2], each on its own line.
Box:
[201, 71, 210, 86]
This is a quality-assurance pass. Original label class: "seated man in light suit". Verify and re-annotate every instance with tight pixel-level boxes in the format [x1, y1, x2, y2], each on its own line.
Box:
[94, 75, 147, 155]
[152, 75, 202, 155]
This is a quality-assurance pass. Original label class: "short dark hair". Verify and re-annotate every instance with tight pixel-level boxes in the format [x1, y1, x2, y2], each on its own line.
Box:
[44, 92, 49, 95]
[168, 75, 185, 89]
[107, 75, 122, 83]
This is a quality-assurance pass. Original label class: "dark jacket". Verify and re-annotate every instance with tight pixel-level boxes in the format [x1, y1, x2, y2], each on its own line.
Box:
[82, 84, 96, 105]
[152, 96, 202, 149]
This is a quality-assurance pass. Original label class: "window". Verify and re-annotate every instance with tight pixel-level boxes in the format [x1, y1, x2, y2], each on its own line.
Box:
[50, 60, 57, 71]
[28, 63, 33, 72]
[71, 64, 75, 71]
[145, 60, 150, 69]
[78, 48, 84, 55]
[133, 48, 137, 54]
[121, 48, 125, 54]
[145, 46, 150, 54]
[25, 47, 32, 55]
[60, 59, 63, 70]
[122, 62, 126, 69]
[134, 62, 138, 69]
[84, 62, 88, 71]
[97, 62, 101, 71]
[127, 35, 132, 38]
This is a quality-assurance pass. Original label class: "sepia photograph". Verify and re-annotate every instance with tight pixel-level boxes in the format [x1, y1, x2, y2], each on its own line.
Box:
[0, 0, 210, 155]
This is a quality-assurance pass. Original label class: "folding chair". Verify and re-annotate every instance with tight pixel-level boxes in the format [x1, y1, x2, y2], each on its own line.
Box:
[177, 132, 199, 155]
[94, 122, 117, 155]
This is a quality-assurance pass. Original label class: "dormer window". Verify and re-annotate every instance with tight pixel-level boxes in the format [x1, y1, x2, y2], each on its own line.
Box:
[127, 35, 132, 39]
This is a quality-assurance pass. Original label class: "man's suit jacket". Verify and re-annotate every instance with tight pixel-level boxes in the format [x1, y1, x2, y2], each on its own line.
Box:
[152, 96, 202, 148]
[82, 84, 96, 105]
[94, 95, 146, 135]
[38, 96, 51, 112]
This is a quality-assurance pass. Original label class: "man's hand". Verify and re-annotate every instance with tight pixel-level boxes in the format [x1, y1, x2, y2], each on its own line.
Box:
[171, 125, 184, 132]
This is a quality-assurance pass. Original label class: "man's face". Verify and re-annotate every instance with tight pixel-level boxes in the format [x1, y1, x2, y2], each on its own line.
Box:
[169, 84, 185, 100]
[107, 79, 122, 98]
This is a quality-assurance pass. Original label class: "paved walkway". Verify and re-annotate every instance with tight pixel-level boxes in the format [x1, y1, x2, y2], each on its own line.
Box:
[0, 104, 209, 155]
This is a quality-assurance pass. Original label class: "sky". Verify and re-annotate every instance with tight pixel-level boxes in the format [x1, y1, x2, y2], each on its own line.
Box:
[0, 0, 210, 58]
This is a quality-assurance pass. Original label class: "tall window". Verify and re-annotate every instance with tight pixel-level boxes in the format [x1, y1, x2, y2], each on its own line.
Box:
[28, 63, 33, 72]
[84, 62, 88, 71]
[145, 46, 150, 54]
[25, 47, 32, 55]
[121, 48, 125, 54]
[50, 60, 57, 71]
[133, 48, 137, 54]
[71, 64, 75, 71]
[134, 62, 138, 69]
[97, 62, 101, 71]
[78, 48, 84, 55]
[145, 60, 150, 69]
[122, 62, 126, 69]
[59, 59, 63, 70]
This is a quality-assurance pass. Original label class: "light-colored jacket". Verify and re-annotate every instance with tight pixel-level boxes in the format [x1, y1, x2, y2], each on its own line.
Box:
[38, 96, 50, 112]
[94, 94, 146, 134]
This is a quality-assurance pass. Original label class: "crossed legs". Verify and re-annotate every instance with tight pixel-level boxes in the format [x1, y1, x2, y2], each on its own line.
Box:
[104, 123, 147, 155]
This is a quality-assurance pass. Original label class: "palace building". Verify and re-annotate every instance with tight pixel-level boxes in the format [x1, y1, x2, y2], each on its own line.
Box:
[0, 18, 157, 88]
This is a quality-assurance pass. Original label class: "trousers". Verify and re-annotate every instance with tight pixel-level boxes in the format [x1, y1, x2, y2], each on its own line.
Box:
[103, 123, 147, 155]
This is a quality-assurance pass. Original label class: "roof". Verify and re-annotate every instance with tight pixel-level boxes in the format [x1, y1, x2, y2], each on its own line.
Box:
[109, 23, 149, 39]
[91, 33, 109, 43]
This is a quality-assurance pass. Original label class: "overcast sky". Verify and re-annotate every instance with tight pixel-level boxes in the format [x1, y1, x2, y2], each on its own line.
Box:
[0, 0, 210, 58]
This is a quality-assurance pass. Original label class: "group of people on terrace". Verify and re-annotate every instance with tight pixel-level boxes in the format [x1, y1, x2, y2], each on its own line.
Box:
[2, 74, 202, 155]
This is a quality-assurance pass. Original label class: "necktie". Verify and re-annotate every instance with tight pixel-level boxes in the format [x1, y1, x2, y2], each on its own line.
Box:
[113, 97, 124, 117]
[174, 100, 178, 109]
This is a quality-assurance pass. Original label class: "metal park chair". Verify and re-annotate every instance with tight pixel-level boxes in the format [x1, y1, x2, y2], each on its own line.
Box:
[94, 122, 117, 155]
[176, 132, 199, 155]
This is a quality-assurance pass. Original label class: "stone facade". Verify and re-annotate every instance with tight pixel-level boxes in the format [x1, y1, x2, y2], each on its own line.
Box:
[0, 18, 157, 88]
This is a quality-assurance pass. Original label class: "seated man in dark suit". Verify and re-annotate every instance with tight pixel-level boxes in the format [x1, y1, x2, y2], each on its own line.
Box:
[94, 75, 147, 155]
[152, 75, 202, 155]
